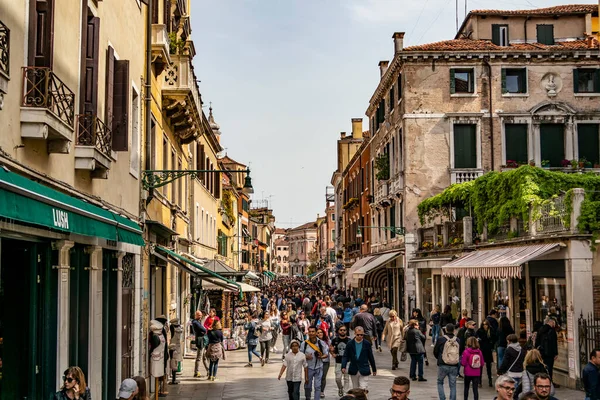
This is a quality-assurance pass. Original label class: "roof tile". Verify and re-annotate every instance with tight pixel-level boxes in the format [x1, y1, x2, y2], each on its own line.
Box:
[403, 39, 593, 52]
[470, 4, 597, 16]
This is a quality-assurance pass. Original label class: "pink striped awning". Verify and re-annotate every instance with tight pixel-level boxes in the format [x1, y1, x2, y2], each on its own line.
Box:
[442, 243, 562, 279]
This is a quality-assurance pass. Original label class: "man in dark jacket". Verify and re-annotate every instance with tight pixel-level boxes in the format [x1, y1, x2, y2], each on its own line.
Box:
[486, 310, 499, 332]
[341, 326, 377, 392]
[434, 323, 459, 400]
[535, 317, 559, 384]
[351, 304, 378, 344]
[457, 320, 477, 356]
[583, 348, 600, 400]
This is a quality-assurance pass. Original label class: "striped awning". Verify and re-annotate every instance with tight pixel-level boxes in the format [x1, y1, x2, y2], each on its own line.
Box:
[442, 243, 562, 279]
[350, 251, 402, 288]
[311, 268, 328, 281]
[345, 256, 378, 288]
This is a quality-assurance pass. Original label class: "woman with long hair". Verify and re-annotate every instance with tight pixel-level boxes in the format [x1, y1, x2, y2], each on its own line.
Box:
[430, 305, 441, 346]
[382, 310, 404, 370]
[269, 302, 281, 352]
[519, 349, 555, 399]
[206, 319, 226, 381]
[132, 376, 148, 400]
[411, 308, 429, 366]
[497, 317, 515, 367]
[317, 328, 331, 396]
[440, 305, 455, 333]
[280, 311, 292, 358]
[476, 320, 496, 387]
[52, 366, 91, 400]
[373, 308, 384, 352]
[259, 311, 273, 365]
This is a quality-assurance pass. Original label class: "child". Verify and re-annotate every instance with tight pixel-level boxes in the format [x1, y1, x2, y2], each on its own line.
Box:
[461, 336, 484, 400]
[279, 340, 308, 400]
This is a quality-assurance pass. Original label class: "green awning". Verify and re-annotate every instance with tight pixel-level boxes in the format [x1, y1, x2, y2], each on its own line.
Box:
[0, 167, 144, 246]
[263, 271, 276, 279]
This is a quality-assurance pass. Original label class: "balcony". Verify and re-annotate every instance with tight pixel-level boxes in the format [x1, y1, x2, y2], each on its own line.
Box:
[450, 168, 484, 184]
[161, 54, 202, 144]
[374, 181, 389, 205]
[74, 114, 112, 179]
[151, 24, 171, 72]
[389, 172, 404, 196]
[0, 19, 9, 110]
[20, 67, 75, 153]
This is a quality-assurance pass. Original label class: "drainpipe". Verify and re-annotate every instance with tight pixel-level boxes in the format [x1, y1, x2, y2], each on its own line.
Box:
[483, 57, 494, 170]
[145, 0, 154, 204]
[524, 16, 529, 43]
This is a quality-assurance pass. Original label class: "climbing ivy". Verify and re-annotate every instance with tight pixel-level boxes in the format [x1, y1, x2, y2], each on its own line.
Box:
[417, 166, 600, 236]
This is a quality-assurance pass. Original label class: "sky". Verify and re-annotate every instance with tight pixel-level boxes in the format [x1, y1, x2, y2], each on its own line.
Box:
[190, 0, 597, 228]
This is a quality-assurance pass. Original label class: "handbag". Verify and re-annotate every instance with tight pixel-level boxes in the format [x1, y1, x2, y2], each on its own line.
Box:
[401, 351, 407, 362]
[399, 339, 407, 353]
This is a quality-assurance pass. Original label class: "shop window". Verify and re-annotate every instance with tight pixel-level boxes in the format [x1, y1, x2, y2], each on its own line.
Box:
[578, 124, 600, 165]
[574, 69, 600, 94]
[540, 124, 565, 167]
[505, 124, 528, 164]
[450, 68, 474, 94]
[502, 68, 527, 94]
[453, 124, 477, 168]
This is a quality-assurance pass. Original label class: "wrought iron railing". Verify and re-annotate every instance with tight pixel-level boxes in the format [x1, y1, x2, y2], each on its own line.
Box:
[578, 312, 600, 390]
[536, 196, 568, 234]
[0, 19, 9, 76]
[76, 114, 112, 157]
[22, 66, 75, 127]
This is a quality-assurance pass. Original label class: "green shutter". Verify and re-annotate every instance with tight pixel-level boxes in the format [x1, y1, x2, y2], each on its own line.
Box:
[501, 69, 507, 93]
[573, 69, 579, 93]
[537, 25, 554, 45]
[540, 124, 565, 167]
[450, 69, 456, 94]
[492, 25, 500, 45]
[390, 205, 396, 239]
[454, 124, 477, 168]
[578, 124, 600, 165]
[505, 124, 528, 164]
[595, 70, 600, 93]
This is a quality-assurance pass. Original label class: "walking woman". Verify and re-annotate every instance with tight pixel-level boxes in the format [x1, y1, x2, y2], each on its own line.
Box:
[406, 319, 427, 382]
[476, 319, 496, 387]
[461, 337, 484, 400]
[441, 305, 455, 334]
[373, 308, 384, 353]
[519, 349, 555, 399]
[430, 305, 441, 346]
[317, 327, 331, 396]
[382, 310, 404, 370]
[133, 376, 148, 400]
[52, 366, 91, 400]
[281, 311, 292, 358]
[244, 311, 263, 367]
[206, 320, 226, 381]
[497, 334, 525, 389]
[269, 303, 281, 353]
[412, 308, 429, 366]
[497, 317, 515, 367]
[259, 311, 273, 365]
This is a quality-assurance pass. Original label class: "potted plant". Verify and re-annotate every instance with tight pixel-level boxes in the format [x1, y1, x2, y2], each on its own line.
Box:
[585, 160, 593, 168]
[579, 157, 587, 169]
[541, 160, 551, 168]
[505, 160, 519, 168]
[594, 163, 600, 169]
[529, 159, 536, 166]
[571, 159, 579, 169]
[560, 159, 571, 168]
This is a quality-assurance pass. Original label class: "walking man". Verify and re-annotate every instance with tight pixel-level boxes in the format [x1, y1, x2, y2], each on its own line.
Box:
[535, 317, 559, 386]
[583, 348, 600, 400]
[434, 323, 460, 400]
[300, 326, 329, 400]
[350, 304, 378, 344]
[341, 326, 377, 392]
[279, 340, 308, 400]
[191, 310, 207, 378]
[331, 324, 350, 397]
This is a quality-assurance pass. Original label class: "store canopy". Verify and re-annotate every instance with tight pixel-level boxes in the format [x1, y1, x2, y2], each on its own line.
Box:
[0, 166, 144, 245]
[201, 276, 239, 292]
[263, 271, 276, 279]
[310, 268, 328, 281]
[153, 250, 200, 277]
[442, 243, 562, 279]
[203, 259, 246, 276]
[244, 271, 260, 281]
[345, 255, 377, 288]
[350, 251, 402, 288]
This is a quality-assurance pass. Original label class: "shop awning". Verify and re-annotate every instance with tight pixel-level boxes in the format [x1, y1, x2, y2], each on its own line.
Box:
[409, 257, 453, 269]
[351, 251, 402, 288]
[244, 271, 261, 281]
[0, 166, 144, 245]
[201, 277, 240, 292]
[442, 243, 562, 279]
[263, 271, 276, 279]
[153, 250, 200, 277]
[345, 255, 377, 288]
[310, 268, 328, 281]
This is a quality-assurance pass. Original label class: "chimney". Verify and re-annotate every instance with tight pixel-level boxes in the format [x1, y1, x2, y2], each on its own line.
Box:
[379, 60, 389, 78]
[351, 118, 363, 139]
[393, 32, 405, 53]
[340, 132, 347, 139]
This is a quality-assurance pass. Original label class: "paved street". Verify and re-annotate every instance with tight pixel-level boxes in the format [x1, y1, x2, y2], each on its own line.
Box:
[162, 337, 580, 400]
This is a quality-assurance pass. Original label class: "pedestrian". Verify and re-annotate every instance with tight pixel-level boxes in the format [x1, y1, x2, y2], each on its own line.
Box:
[390, 376, 411, 400]
[476, 319, 497, 387]
[461, 336, 484, 400]
[342, 303, 354, 330]
[458, 320, 477, 357]
[206, 319, 226, 381]
[382, 309, 404, 370]
[270, 303, 281, 353]
[430, 305, 441, 346]
[582, 348, 600, 400]
[191, 310, 207, 377]
[341, 326, 376, 392]
[116, 378, 138, 400]
[345, 388, 368, 400]
[519, 349, 555, 399]
[203, 308, 220, 331]
[52, 366, 91, 400]
[132, 376, 148, 400]
[518, 392, 539, 400]
[434, 323, 460, 400]
[534, 317, 559, 387]
[373, 308, 384, 353]
[300, 326, 329, 400]
[530, 373, 558, 400]
[315, 306, 334, 339]
[317, 327, 331, 397]
[441, 305, 455, 333]
[494, 375, 516, 400]
[497, 317, 515, 367]
[458, 309, 470, 328]
[259, 311, 273, 365]
[331, 324, 351, 397]
[244, 311, 263, 367]
[497, 334, 525, 390]
[487, 310, 500, 333]
[281, 311, 292, 358]
[149, 319, 168, 396]
[406, 319, 427, 382]
[279, 339, 308, 400]
[351, 304, 378, 345]
[168, 318, 183, 385]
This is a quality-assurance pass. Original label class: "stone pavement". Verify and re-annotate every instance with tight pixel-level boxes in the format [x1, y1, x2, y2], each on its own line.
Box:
[160, 336, 581, 400]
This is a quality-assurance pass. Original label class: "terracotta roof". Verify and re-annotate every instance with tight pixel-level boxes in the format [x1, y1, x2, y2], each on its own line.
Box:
[274, 228, 287, 234]
[470, 4, 597, 16]
[289, 221, 317, 231]
[403, 39, 593, 52]
[274, 238, 288, 246]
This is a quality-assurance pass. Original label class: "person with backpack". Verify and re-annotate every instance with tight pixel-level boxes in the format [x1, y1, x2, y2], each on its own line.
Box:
[300, 325, 329, 400]
[434, 323, 460, 400]
[457, 320, 477, 378]
[497, 334, 526, 390]
[519, 349, 555, 399]
[461, 337, 484, 400]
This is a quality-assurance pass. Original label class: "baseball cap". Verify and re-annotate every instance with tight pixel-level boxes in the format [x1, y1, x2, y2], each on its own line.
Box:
[117, 378, 137, 398]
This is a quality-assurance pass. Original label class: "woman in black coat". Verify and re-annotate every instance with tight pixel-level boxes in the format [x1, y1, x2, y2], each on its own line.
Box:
[477, 320, 497, 387]
[411, 308, 429, 365]
[405, 320, 427, 381]
[440, 305, 455, 333]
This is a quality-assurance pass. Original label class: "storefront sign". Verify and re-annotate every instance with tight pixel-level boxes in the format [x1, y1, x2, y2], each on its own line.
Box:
[52, 208, 70, 229]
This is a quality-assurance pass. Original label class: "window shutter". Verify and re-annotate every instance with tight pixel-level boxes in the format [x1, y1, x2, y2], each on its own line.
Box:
[573, 69, 579, 94]
[501, 68, 507, 94]
[595, 70, 600, 93]
[105, 46, 115, 129]
[577, 124, 600, 165]
[151, 0, 159, 24]
[112, 60, 130, 151]
[30, 0, 54, 67]
[397, 73, 402, 99]
[83, 17, 100, 115]
[450, 69, 456, 94]
[505, 124, 528, 164]
[491, 25, 500, 46]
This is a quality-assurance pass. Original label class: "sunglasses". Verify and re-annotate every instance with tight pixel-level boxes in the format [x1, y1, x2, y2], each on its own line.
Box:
[63, 376, 76, 384]
[355, 334, 364, 336]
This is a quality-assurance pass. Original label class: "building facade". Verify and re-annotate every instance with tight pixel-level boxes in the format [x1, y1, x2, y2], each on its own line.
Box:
[288, 222, 318, 276]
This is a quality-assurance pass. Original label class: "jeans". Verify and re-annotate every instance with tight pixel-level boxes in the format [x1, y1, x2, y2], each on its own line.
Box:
[321, 361, 330, 393]
[335, 363, 349, 391]
[497, 346, 506, 367]
[437, 364, 458, 400]
[260, 340, 270, 361]
[410, 353, 424, 379]
[287, 381, 301, 400]
[194, 341, 205, 375]
[271, 327, 279, 348]
[350, 373, 369, 391]
[247, 344, 261, 363]
[305, 368, 323, 400]
[432, 324, 441, 344]
[282, 334, 291, 356]
[391, 346, 399, 366]
[463, 375, 479, 400]
[208, 359, 219, 378]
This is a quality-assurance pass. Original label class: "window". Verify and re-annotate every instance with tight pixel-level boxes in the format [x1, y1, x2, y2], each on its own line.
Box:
[578, 124, 600, 165]
[540, 124, 565, 167]
[453, 124, 477, 168]
[331, 214, 335, 221]
[492, 25, 509, 46]
[574, 69, 600, 94]
[502, 68, 527, 94]
[130, 87, 140, 175]
[331, 229, 335, 241]
[242, 250, 249, 264]
[242, 199, 249, 212]
[105, 48, 130, 151]
[505, 124, 528, 164]
[536, 25, 554, 45]
[450, 68, 474, 94]
[162, 137, 168, 196]
[389, 87, 394, 112]
[397, 73, 402, 101]
[390, 204, 396, 239]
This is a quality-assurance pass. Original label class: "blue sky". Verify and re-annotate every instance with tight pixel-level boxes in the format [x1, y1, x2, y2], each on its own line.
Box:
[190, 0, 597, 228]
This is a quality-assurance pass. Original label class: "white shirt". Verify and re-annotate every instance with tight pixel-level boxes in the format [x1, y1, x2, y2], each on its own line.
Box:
[326, 307, 337, 323]
[283, 351, 307, 382]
